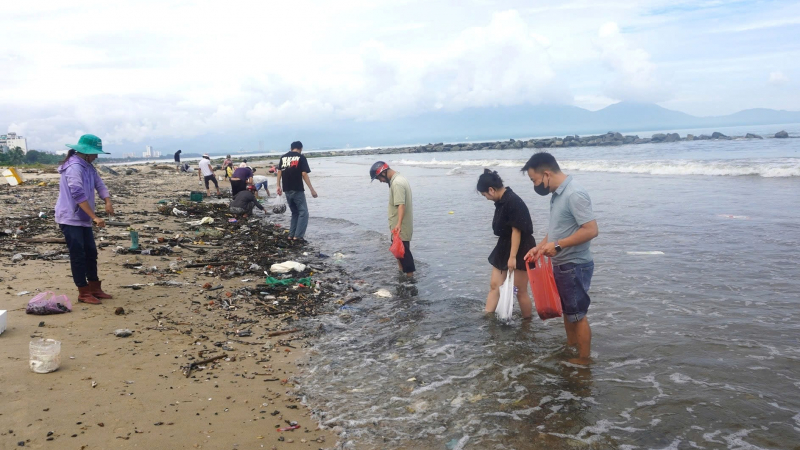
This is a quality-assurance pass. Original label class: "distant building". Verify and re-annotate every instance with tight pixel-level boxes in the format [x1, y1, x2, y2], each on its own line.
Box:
[142, 145, 161, 158]
[0, 132, 28, 153]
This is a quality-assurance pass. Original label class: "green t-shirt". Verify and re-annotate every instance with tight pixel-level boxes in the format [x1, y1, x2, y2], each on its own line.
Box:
[388, 172, 413, 241]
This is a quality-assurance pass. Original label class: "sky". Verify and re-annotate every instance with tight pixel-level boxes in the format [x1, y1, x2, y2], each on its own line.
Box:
[1, 0, 798, 153]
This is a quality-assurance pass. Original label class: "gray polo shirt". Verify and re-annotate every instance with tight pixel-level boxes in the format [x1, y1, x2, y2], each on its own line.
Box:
[548, 175, 595, 265]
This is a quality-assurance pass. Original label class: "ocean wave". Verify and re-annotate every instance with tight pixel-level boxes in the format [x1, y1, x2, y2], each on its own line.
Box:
[392, 158, 800, 177]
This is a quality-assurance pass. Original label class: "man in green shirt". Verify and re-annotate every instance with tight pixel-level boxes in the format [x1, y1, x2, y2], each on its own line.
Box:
[371, 161, 415, 277]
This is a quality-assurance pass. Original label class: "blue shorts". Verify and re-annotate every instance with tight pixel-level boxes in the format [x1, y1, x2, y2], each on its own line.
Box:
[553, 261, 594, 323]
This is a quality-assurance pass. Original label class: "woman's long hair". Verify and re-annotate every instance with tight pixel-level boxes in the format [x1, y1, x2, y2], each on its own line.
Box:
[60, 149, 77, 165]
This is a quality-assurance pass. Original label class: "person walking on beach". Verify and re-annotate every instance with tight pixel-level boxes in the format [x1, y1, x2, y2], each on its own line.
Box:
[222, 154, 233, 179]
[198, 153, 221, 197]
[276, 141, 318, 242]
[523, 152, 598, 365]
[174, 149, 182, 172]
[54, 134, 115, 305]
[230, 164, 253, 197]
[370, 161, 415, 277]
[229, 185, 265, 218]
[477, 169, 535, 318]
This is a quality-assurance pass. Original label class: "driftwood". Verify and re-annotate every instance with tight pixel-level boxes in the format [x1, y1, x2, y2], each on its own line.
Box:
[186, 261, 235, 268]
[20, 238, 67, 244]
[267, 328, 300, 337]
[183, 353, 228, 378]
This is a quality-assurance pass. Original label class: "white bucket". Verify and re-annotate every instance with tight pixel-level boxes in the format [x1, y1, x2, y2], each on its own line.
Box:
[0, 310, 6, 335]
[29, 338, 61, 373]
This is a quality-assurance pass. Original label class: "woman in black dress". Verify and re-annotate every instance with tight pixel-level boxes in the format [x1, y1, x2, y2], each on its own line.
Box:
[478, 169, 535, 319]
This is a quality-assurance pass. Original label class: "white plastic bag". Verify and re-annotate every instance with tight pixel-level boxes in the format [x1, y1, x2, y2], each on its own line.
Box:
[269, 261, 307, 274]
[496, 271, 514, 322]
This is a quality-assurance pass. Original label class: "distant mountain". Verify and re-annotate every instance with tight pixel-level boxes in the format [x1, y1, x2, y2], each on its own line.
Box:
[113, 102, 800, 155]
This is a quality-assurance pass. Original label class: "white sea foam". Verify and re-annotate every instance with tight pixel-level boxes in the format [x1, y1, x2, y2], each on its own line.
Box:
[393, 157, 800, 177]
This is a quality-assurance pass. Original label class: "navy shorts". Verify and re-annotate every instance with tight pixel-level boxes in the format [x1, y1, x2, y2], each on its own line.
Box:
[389, 240, 416, 273]
[553, 261, 594, 323]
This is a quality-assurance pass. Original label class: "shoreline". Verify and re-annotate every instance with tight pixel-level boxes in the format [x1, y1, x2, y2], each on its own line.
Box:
[0, 163, 349, 449]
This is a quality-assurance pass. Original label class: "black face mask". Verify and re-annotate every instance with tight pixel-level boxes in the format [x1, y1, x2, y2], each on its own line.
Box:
[534, 174, 550, 196]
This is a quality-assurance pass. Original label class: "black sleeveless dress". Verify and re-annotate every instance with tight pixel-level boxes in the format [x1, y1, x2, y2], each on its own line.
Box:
[488, 188, 536, 271]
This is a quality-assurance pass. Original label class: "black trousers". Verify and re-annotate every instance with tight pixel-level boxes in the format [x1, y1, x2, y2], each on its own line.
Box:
[230, 179, 247, 196]
[60, 224, 98, 287]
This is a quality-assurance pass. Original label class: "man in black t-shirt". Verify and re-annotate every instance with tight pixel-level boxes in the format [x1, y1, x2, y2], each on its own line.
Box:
[174, 149, 182, 173]
[276, 141, 317, 242]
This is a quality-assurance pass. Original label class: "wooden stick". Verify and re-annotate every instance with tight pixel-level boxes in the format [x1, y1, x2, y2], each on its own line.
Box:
[19, 238, 66, 244]
[186, 261, 235, 268]
[184, 353, 228, 378]
[267, 329, 300, 337]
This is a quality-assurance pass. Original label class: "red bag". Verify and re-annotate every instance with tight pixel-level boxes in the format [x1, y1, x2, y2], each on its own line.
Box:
[390, 229, 405, 259]
[527, 255, 562, 320]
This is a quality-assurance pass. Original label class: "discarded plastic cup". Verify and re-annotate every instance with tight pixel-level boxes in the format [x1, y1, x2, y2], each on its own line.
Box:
[29, 338, 61, 373]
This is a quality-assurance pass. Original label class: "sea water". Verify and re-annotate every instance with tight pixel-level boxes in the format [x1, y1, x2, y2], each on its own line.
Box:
[275, 125, 800, 449]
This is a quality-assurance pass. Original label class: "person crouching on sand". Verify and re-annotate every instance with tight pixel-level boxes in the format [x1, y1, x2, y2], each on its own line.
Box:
[54, 134, 115, 305]
[229, 185, 265, 218]
[477, 169, 535, 319]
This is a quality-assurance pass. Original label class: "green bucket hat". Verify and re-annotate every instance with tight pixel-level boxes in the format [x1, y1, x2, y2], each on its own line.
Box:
[66, 134, 109, 155]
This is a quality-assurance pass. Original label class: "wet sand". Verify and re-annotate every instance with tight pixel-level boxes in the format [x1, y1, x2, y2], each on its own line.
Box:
[0, 162, 338, 449]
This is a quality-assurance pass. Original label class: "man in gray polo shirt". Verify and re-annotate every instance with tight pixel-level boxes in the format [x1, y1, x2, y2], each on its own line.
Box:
[523, 152, 599, 365]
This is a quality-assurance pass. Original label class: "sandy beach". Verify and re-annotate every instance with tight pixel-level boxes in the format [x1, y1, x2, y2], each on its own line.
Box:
[0, 161, 340, 449]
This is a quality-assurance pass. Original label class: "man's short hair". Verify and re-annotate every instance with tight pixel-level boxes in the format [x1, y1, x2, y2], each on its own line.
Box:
[291, 141, 303, 150]
[521, 152, 561, 173]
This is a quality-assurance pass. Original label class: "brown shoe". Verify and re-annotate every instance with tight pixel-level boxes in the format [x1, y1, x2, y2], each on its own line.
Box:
[78, 285, 102, 305]
[88, 280, 113, 299]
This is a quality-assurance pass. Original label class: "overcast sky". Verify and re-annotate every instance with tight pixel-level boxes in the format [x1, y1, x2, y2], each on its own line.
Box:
[1, 0, 798, 151]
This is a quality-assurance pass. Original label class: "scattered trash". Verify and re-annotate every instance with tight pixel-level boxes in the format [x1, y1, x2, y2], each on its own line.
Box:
[114, 307, 125, 315]
[270, 261, 307, 274]
[12, 254, 23, 262]
[277, 425, 301, 432]
[264, 276, 312, 286]
[374, 289, 392, 298]
[172, 208, 188, 216]
[0, 310, 6, 336]
[91, 380, 98, 388]
[2, 167, 25, 186]
[25, 292, 72, 315]
[29, 338, 61, 373]
[186, 217, 214, 226]
[16, 290, 30, 296]
[113, 329, 134, 338]
[228, 218, 238, 223]
[129, 230, 140, 250]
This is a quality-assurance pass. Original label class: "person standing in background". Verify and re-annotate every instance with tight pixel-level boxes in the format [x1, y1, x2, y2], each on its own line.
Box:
[276, 141, 317, 243]
[370, 161, 415, 277]
[477, 169, 535, 319]
[198, 153, 221, 197]
[222, 154, 233, 179]
[54, 134, 115, 305]
[523, 152, 599, 365]
[174, 149, 182, 173]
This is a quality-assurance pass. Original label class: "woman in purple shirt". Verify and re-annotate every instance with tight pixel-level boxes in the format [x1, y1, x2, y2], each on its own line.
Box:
[54, 134, 115, 305]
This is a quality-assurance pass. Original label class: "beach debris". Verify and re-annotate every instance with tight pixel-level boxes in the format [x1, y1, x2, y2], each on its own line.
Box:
[277, 425, 301, 432]
[113, 329, 134, 337]
[269, 261, 306, 274]
[172, 208, 188, 216]
[0, 310, 7, 335]
[26, 292, 72, 315]
[16, 290, 30, 296]
[29, 338, 61, 373]
[114, 307, 125, 315]
[91, 380, 97, 388]
[2, 167, 25, 186]
[186, 217, 214, 226]
[182, 353, 228, 378]
[374, 289, 392, 298]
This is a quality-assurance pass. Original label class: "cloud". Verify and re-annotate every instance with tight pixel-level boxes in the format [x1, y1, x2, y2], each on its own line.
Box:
[595, 21, 669, 103]
[769, 71, 789, 85]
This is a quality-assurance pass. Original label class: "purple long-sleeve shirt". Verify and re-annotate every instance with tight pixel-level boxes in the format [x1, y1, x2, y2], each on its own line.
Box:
[54, 155, 110, 227]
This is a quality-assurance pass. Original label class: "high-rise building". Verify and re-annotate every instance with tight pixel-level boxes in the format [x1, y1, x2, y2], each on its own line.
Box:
[0, 132, 29, 153]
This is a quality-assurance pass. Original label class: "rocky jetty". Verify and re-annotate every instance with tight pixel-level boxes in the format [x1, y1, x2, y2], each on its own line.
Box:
[307, 130, 794, 158]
